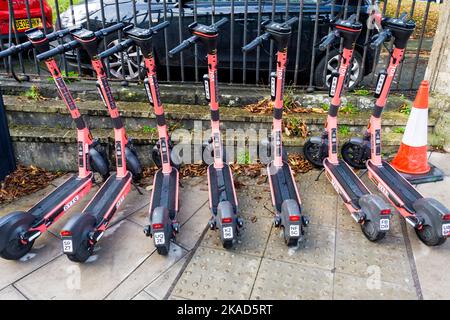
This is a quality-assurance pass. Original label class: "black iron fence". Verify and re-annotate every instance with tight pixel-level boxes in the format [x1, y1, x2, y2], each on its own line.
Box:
[0, 0, 442, 91]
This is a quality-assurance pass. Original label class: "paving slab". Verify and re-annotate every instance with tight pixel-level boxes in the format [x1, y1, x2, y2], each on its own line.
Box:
[175, 205, 209, 251]
[15, 220, 153, 299]
[106, 243, 187, 300]
[333, 272, 417, 300]
[202, 216, 272, 257]
[0, 285, 27, 300]
[335, 229, 413, 286]
[132, 290, 156, 300]
[236, 184, 275, 220]
[145, 255, 189, 300]
[428, 152, 450, 176]
[265, 224, 335, 271]
[172, 247, 260, 300]
[301, 193, 337, 228]
[0, 231, 62, 291]
[251, 258, 333, 300]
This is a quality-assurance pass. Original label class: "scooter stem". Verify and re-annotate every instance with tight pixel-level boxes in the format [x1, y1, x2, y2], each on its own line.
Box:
[207, 51, 224, 169]
[368, 47, 405, 165]
[273, 49, 287, 168]
[91, 58, 128, 178]
[144, 54, 173, 174]
[45, 58, 93, 179]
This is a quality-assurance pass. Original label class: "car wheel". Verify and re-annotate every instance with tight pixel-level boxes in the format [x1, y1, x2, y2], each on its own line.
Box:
[105, 39, 145, 80]
[314, 49, 363, 90]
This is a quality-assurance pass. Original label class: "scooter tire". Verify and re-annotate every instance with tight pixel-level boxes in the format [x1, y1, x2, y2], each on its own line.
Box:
[415, 225, 446, 246]
[157, 245, 169, 256]
[341, 141, 368, 169]
[0, 238, 35, 260]
[222, 240, 233, 249]
[361, 220, 386, 242]
[303, 139, 324, 168]
[67, 238, 93, 263]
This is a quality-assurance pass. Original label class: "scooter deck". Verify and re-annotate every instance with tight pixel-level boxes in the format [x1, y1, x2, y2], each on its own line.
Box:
[150, 168, 178, 220]
[28, 174, 92, 218]
[324, 159, 370, 209]
[208, 164, 237, 215]
[269, 161, 300, 213]
[367, 160, 422, 212]
[83, 172, 132, 223]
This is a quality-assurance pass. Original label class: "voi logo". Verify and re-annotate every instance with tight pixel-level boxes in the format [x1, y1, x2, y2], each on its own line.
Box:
[116, 195, 125, 209]
[377, 183, 390, 198]
[64, 195, 79, 211]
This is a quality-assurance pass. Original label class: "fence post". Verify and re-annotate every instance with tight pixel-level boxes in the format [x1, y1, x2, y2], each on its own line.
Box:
[0, 88, 16, 181]
[424, 1, 450, 95]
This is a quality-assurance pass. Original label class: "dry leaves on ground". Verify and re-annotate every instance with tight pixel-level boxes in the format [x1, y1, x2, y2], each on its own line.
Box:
[0, 165, 65, 204]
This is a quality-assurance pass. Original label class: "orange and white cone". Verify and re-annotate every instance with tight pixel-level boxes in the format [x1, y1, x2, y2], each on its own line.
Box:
[391, 80, 430, 174]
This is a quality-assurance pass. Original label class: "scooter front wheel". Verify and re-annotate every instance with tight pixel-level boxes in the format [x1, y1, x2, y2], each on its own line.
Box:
[303, 139, 324, 168]
[415, 225, 446, 246]
[0, 238, 35, 260]
[341, 141, 368, 169]
[361, 220, 386, 242]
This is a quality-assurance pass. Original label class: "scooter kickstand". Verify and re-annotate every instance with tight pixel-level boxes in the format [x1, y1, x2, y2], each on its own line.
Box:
[315, 168, 325, 181]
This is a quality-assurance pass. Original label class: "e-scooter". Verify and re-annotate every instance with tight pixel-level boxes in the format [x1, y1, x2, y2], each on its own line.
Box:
[303, 15, 392, 241]
[98, 21, 181, 255]
[341, 14, 450, 246]
[243, 18, 309, 246]
[169, 18, 243, 248]
[0, 29, 109, 260]
[36, 23, 143, 262]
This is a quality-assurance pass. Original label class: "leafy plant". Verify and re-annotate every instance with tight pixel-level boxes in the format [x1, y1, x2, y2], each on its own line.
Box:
[353, 89, 370, 96]
[338, 125, 350, 135]
[393, 127, 405, 134]
[399, 103, 411, 115]
[322, 103, 329, 112]
[237, 151, 251, 165]
[142, 125, 157, 134]
[24, 86, 43, 101]
[341, 103, 358, 114]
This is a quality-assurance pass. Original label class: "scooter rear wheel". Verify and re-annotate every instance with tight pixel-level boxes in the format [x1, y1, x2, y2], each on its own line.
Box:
[303, 139, 324, 168]
[341, 141, 367, 169]
[156, 244, 169, 256]
[361, 220, 386, 242]
[0, 238, 35, 260]
[67, 238, 93, 263]
[415, 225, 446, 246]
[222, 240, 233, 249]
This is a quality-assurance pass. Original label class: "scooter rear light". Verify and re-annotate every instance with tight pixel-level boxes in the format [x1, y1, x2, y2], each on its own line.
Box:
[60, 230, 71, 237]
[222, 217, 233, 224]
[289, 215, 300, 222]
[152, 223, 164, 230]
[443, 214, 450, 221]
[380, 209, 391, 215]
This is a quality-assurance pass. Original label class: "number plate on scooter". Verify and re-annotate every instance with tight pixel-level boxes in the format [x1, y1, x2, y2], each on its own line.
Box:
[442, 224, 450, 237]
[154, 232, 165, 245]
[223, 226, 233, 239]
[62, 239, 73, 253]
[289, 225, 300, 237]
[380, 219, 390, 231]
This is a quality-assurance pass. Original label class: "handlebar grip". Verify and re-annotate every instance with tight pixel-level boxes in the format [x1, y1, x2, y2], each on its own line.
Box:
[169, 35, 197, 57]
[284, 17, 299, 27]
[370, 30, 389, 49]
[318, 32, 336, 51]
[36, 39, 80, 61]
[151, 20, 170, 33]
[94, 22, 126, 39]
[98, 39, 134, 59]
[0, 41, 33, 58]
[212, 18, 228, 29]
[242, 36, 264, 52]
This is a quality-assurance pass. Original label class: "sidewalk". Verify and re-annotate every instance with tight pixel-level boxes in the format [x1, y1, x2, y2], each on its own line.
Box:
[0, 153, 449, 300]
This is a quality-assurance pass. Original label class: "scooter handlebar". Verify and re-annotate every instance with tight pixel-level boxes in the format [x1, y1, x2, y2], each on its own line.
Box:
[0, 41, 33, 59]
[370, 29, 391, 49]
[98, 38, 134, 60]
[318, 32, 337, 51]
[169, 35, 197, 57]
[242, 35, 265, 52]
[151, 20, 170, 33]
[211, 17, 228, 29]
[94, 22, 126, 39]
[36, 39, 80, 61]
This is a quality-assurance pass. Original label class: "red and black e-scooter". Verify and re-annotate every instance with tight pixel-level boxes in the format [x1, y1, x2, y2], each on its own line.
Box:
[342, 14, 450, 246]
[36, 23, 143, 262]
[99, 21, 181, 255]
[243, 18, 309, 246]
[0, 29, 109, 260]
[169, 18, 244, 249]
[303, 15, 392, 241]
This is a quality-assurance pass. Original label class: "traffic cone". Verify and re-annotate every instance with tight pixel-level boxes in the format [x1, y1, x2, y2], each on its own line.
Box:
[391, 80, 443, 184]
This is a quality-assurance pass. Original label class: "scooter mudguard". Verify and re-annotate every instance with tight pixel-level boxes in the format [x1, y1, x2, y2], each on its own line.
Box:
[60, 213, 96, 255]
[151, 206, 171, 248]
[217, 201, 236, 243]
[0, 212, 35, 251]
[413, 198, 450, 235]
[88, 144, 110, 181]
[348, 137, 364, 145]
[281, 199, 302, 241]
[125, 145, 143, 181]
[309, 136, 322, 144]
[358, 194, 391, 231]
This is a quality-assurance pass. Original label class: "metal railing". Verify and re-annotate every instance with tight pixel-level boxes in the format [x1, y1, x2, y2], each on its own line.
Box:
[0, 0, 441, 91]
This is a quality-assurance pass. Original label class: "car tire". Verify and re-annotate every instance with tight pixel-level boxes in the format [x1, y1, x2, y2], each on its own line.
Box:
[314, 49, 363, 90]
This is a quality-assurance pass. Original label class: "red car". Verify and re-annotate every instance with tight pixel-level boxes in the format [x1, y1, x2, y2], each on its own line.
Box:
[0, 0, 52, 38]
